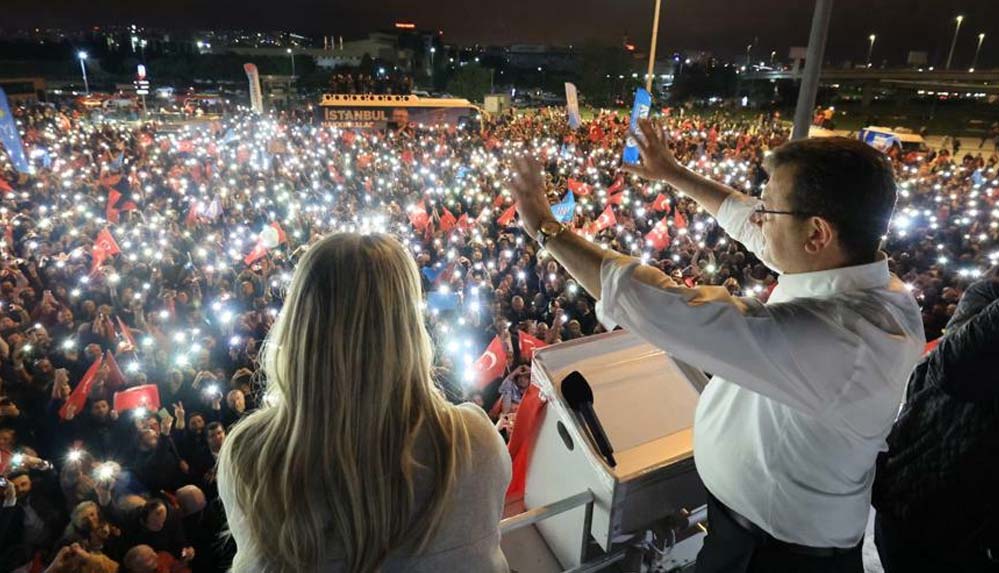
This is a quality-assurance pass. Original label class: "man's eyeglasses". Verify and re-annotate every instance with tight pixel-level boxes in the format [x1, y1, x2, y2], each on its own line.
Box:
[753, 206, 818, 219]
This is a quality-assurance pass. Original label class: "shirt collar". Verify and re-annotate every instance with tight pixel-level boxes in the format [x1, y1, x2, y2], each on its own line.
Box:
[776, 253, 890, 298]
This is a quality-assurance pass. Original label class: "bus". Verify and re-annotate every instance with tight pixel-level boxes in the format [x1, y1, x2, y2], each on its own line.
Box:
[316, 93, 481, 130]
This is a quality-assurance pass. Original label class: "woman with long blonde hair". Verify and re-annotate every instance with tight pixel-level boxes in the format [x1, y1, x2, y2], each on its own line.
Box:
[218, 233, 511, 572]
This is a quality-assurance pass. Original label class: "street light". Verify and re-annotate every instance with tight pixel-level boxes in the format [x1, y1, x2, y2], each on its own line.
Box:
[945, 15, 964, 70]
[286, 48, 295, 77]
[866, 34, 876, 68]
[971, 32, 986, 72]
[77, 51, 89, 95]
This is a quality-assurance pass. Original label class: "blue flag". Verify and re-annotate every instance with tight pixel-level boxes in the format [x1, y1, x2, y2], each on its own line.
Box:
[427, 291, 459, 312]
[550, 191, 576, 224]
[421, 265, 445, 283]
[622, 88, 652, 165]
[110, 151, 125, 172]
[0, 88, 30, 174]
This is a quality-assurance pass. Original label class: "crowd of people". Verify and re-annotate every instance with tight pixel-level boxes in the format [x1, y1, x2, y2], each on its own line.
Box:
[327, 71, 414, 96]
[0, 98, 996, 572]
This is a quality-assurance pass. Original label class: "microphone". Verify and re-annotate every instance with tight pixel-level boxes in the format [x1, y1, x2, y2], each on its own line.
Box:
[561, 371, 616, 468]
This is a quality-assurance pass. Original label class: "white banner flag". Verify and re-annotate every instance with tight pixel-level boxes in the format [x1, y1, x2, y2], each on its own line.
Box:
[564, 82, 581, 130]
[244, 63, 264, 114]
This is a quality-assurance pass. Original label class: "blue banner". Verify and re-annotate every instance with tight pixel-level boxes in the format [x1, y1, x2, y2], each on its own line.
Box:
[421, 265, 446, 283]
[550, 191, 576, 224]
[565, 82, 581, 130]
[427, 291, 459, 312]
[0, 88, 30, 174]
[622, 88, 652, 165]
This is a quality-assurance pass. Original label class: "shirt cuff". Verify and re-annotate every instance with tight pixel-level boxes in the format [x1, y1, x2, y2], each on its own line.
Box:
[595, 257, 641, 331]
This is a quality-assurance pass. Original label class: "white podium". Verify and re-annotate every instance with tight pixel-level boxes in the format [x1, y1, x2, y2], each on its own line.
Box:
[522, 330, 708, 569]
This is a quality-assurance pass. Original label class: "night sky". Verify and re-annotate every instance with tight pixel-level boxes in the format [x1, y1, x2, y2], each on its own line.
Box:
[7, 0, 999, 67]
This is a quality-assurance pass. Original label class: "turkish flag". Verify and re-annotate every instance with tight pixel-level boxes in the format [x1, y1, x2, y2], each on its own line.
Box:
[104, 350, 127, 391]
[506, 384, 547, 500]
[472, 336, 508, 389]
[674, 210, 688, 230]
[243, 243, 267, 265]
[113, 384, 161, 412]
[401, 150, 414, 164]
[439, 207, 457, 232]
[106, 189, 122, 223]
[519, 331, 548, 360]
[59, 356, 103, 421]
[607, 192, 625, 206]
[567, 178, 591, 197]
[497, 203, 518, 227]
[456, 213, 471, 232]
[651, 193, 671, 213]
[408, 201, 430, 230]
[493, 194, 506, 208]
[91, 228, 121, 273]
[0, 177, 13, 195]
[645, 217, 672, 250]
[594, 205, 617, 233]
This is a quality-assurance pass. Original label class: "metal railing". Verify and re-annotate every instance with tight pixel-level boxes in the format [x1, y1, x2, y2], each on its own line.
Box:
[500, 490, 629, 572]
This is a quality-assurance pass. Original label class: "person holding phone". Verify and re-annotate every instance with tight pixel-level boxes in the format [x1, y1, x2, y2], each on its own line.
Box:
[218, 233, 510, 573]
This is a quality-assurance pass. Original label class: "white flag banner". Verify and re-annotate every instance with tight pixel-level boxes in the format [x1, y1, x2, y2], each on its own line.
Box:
[244, 63, 264, 114]
[564, 82, 581, 130]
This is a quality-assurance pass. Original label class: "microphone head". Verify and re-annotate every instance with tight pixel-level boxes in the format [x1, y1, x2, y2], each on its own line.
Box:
[561, 370, 594, 409]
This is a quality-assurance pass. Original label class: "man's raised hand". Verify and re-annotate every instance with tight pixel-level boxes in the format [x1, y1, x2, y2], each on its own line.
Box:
[621, 118, 682, 181]
[509, 156, 556, 238]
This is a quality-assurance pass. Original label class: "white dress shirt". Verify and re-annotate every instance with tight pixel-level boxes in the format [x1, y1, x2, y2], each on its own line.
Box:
[596, 193, 924, 548]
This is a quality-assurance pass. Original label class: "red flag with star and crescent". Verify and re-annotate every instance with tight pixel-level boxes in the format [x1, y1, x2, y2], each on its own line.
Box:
[566, 178, 591, 197]
[472, 336, 509, 389]
[91, 228, 121, 273]
[497, 203, 519, 227]
[408, 201, 430, 231]
[674, 210, 688, 230]
[519, 331, 548, 360]
[439, 207, 458, 232]
[594, 205, 617, 233]
[651, 193, 671, 213]
[645, 217, 672, 250]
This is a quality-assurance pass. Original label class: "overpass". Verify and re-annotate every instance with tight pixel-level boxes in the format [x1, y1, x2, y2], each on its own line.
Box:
[741, 67, 999, 102]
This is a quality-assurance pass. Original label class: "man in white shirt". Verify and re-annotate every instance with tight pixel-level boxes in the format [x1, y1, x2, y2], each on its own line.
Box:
[509, 120, 924, 572]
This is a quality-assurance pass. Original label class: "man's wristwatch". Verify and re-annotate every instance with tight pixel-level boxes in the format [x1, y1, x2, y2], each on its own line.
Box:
[536, 220, 568, 247]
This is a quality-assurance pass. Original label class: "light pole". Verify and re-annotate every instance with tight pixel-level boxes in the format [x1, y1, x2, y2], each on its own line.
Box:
[770, 50, 777, 65]
[945, 15, 964, 70]
[792, 0, 834, 141]
[971, 33, 985, 71]
[286, 48, 296, 78]
[866, 34, 876, 68]
[645, 0, 663, 93]
[77, 51, 89, 95]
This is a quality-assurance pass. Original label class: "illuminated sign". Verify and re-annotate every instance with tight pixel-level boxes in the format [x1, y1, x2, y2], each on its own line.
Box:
[394, 22, 416, 29]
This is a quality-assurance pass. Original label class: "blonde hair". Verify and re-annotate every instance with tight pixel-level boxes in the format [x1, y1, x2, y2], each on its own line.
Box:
[220, 233, 470, 572]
